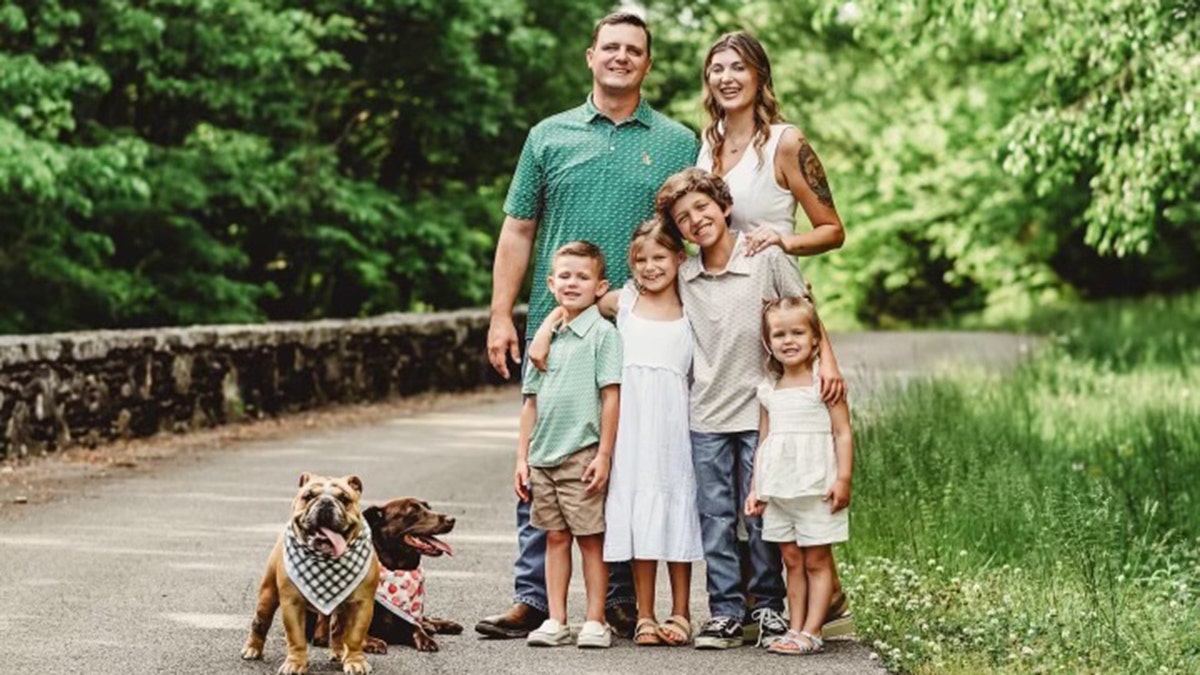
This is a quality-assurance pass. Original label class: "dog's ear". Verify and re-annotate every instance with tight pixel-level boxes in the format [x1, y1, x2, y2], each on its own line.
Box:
[362, 505, 382, 527]
[344, 475, 364, 495]
[298, 472, 314, 487]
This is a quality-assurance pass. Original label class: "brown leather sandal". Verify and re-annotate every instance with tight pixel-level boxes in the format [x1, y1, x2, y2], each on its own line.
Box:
[657, 615, 691, 646]
[635, 618, 663, 646]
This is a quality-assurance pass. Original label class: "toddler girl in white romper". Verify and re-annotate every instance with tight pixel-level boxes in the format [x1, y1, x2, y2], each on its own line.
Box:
[746, 296, 853, 655]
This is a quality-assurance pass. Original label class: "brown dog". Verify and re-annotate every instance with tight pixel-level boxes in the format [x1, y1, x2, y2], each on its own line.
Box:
[241, 473, 379, 674]
[313, 498, 462, 653]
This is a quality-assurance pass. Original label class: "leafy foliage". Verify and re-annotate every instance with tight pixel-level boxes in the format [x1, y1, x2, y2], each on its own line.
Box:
[1, 0, 1196, 332]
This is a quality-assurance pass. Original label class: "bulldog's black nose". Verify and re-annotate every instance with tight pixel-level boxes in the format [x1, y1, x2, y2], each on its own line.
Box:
[444, 516, 456, 527]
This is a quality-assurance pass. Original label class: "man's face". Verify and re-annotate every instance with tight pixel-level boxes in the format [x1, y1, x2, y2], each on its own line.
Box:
[548, 255, 609, 314]
[670, 191, 731, 250]
[586, 23, 652, 94]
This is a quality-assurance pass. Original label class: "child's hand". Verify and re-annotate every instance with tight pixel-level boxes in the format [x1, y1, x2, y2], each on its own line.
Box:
[744, 491, 766, 517]
[528, 328, 552, 372]
[528, 309, 564, 372]
[582, 453, 611, 493]
[825, 478, 851, 513]
[513, 459, 531, 502]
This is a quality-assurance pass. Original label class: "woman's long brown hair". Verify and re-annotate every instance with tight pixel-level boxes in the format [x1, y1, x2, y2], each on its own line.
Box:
[702, 31, 785, 175]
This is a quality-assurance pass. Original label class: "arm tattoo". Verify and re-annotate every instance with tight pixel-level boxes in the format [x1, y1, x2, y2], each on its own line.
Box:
[797, 139, 835, 208]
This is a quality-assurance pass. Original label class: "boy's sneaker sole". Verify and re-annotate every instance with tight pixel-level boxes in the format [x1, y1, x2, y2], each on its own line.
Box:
[694, 636, 743, 650]
[526, 632, 573, 647]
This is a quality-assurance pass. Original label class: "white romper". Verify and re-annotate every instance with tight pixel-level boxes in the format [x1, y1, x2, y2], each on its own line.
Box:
[755, 374, 849, 546]
[603, 283, 704, 562]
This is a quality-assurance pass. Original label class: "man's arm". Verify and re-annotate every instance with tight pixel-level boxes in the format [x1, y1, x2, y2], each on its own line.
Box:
[488, 215, 538, 379]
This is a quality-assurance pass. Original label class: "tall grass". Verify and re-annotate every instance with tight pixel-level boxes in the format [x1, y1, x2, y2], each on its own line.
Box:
[844, 294, 1200, 673]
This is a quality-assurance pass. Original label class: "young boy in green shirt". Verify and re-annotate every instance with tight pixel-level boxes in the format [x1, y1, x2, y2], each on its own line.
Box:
[514, 241, 623, 649]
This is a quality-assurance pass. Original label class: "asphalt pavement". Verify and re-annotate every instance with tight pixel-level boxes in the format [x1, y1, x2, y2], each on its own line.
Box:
[0, 331, 1034, 674]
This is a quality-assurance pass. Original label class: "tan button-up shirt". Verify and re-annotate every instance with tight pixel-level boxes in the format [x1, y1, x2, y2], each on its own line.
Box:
[679, 233, 809, 433]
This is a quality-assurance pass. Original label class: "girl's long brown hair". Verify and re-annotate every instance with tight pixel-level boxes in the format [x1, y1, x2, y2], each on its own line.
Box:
[702, 31, 784, 175]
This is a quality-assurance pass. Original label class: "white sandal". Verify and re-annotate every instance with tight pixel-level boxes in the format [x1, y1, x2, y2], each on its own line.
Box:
[767, 629, 824, 655]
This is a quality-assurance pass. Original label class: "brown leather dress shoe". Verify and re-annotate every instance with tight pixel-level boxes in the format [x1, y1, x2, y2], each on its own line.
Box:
[474, 602, 549, 639]
[605, 603, 638, 639]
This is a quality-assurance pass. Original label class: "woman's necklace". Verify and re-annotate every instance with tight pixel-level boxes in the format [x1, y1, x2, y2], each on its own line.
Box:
[724, 129, 754, 158]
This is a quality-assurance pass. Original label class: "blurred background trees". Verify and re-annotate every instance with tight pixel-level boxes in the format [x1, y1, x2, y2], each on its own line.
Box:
[1, 0, 1196, 333]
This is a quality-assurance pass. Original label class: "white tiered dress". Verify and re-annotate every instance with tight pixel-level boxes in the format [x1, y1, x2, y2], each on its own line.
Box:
[755, 374, 849, 546]
[603, 283, 703, 563]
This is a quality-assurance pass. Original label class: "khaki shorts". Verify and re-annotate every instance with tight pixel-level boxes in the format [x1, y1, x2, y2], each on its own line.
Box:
[530, 445, 606, 535]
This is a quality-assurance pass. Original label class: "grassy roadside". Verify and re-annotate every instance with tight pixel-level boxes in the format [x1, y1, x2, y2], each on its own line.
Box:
[842, 295, 1200, 673]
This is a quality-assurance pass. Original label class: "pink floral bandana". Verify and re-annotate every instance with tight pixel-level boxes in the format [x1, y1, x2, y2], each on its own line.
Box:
[375, 564, 425, 626]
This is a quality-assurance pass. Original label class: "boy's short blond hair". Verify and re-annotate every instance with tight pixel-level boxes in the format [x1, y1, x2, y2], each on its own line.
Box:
[654, 168, 734, 229]
[553, 240, 607, 279]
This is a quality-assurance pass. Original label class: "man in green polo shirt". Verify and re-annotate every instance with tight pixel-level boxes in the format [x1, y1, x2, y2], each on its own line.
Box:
[481, 11, 698, 639]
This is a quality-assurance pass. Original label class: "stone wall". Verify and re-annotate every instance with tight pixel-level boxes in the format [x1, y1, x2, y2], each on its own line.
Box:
[0, 309, 524, 459]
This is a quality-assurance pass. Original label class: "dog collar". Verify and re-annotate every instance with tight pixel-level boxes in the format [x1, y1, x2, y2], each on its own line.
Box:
[375, 564, 426, 626]
[282, 525, 373, 616]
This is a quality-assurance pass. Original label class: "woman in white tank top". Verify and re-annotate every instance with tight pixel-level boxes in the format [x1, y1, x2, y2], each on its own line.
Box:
[697, 32, 845, 259]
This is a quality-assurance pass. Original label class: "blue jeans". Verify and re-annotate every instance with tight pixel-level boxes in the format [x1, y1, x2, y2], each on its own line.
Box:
[691, 430, 786, 618]
[512, 340, 634, 612]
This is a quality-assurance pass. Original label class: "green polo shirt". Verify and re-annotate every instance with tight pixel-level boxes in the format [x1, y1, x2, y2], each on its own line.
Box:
[504, 97, 699, 331]
[521, 305, 623, 468]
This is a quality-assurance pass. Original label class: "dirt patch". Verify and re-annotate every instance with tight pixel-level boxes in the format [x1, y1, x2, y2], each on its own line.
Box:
[0, 385, 517, 518]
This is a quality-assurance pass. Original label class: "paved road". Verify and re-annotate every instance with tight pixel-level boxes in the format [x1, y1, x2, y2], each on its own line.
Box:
[0, 332, 1033, 674]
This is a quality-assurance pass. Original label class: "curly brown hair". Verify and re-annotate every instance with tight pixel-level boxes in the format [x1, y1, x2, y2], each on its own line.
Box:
[654, 168, 733, 230]
[702, 32, 785, 175]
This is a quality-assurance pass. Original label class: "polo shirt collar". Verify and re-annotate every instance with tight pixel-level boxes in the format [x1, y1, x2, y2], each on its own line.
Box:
[681, 232, 752, 281]
[583, 96, 653, 127]
[560, 304, 603, 337]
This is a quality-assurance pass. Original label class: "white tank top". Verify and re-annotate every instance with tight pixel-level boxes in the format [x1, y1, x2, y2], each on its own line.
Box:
[697, 123, 797, 238]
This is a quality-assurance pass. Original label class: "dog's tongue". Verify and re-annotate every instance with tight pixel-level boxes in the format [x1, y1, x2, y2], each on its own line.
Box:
[321, 527, 348, 558]
[429, 536, 454, 556]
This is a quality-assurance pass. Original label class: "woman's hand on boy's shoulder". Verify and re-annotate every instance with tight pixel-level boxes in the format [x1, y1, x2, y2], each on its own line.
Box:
[744, 225, 783, 257]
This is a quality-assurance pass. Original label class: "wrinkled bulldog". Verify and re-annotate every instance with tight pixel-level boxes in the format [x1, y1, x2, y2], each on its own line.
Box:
[241, 473, 379, 675]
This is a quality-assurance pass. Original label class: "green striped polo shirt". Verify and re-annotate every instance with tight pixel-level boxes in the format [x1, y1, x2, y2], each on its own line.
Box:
[504, 97, 699, 331]
[521, 305, 623, 468]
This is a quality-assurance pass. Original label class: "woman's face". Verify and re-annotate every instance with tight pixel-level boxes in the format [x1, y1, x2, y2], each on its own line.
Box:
[706, 48, 758, 115]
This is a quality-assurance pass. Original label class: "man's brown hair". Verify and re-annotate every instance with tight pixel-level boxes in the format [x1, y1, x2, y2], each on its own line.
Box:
[591, 12, 652, 56]
[553, 240, 607, 279]
[654, 168, 734, 229]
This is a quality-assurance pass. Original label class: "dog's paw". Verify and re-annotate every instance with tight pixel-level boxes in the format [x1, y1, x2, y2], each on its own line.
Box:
[413, 632, 439, 653]
[240, 644, 264, 660]
[342, 656, 372, 674]
[364, 637, 388, 655]
[276, 657, 308, 675]
[424, 617, 464, 635]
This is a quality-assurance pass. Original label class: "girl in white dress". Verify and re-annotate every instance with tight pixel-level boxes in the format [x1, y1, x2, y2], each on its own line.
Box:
[745, 296, 853, 655]
[528, 220, 703, 647]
